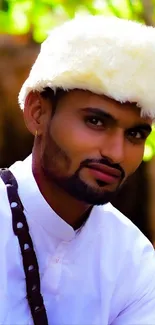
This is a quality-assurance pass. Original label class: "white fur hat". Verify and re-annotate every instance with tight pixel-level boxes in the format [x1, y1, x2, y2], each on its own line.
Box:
[19, 15, 155, 118]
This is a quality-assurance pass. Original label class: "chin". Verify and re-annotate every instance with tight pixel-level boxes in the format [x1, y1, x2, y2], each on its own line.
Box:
[87, 179, 120, 192]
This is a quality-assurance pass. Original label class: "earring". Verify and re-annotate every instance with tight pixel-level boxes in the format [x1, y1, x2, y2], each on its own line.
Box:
[35, 130, 38, 137]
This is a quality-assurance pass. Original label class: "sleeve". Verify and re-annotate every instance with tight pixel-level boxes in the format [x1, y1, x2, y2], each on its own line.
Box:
[111, 236, 155, 325]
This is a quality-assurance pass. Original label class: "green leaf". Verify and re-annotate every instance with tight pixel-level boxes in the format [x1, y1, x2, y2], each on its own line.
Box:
[143, 125, 155, 161]
[0, 0, 9, 12]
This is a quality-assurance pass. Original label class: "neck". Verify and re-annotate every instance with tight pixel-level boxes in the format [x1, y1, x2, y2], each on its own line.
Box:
[32, 158, 91, 230]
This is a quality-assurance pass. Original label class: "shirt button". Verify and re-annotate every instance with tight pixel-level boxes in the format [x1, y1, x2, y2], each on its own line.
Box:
[55, 258, 60, 263]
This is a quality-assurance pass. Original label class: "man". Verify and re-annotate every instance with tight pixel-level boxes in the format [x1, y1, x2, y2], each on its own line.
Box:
[0, 15, 155, 325]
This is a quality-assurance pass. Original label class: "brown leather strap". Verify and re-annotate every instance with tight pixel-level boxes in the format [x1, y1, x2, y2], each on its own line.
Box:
[0, 168, 48, 325]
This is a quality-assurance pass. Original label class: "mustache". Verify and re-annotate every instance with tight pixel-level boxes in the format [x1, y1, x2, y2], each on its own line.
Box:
[78, 158, 125, 180]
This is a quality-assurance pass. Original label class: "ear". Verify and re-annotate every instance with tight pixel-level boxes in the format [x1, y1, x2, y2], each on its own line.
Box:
[23, 91, 50, 136]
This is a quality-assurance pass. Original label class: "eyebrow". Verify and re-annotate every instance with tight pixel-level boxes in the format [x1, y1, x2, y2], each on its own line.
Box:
[81, 107, 117, 123]
[81, 107, 152, 134]
[129, 123, 152, 134]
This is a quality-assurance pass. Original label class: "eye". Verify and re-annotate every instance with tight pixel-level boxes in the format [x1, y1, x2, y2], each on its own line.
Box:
[130, 130, 142, 138]
[85, 116, 105, 128]
[127, 129, 146, 142]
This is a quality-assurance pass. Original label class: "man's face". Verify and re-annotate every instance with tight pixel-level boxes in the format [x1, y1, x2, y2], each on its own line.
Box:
[37, 90, 152, 205]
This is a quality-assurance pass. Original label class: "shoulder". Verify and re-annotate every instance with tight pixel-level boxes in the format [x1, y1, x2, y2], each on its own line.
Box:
[93, 205, 155, 323]
[0, 160, 28, 240]
[0, 174, 17, 274]
[92, 202, 146, 244]
[0, 175, 11, 219]
[98, 201, 155, 261]
[92, 203, 155, 280]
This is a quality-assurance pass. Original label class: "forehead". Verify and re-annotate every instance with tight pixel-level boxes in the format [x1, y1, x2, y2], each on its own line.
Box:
[57, 89, 152, 127]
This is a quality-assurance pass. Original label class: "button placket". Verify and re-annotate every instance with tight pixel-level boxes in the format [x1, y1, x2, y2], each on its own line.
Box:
[42, 242, 69, 295]
[54, 241, 69, 264]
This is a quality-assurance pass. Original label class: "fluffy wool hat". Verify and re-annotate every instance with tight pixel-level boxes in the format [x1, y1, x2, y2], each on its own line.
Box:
[19, 15, 155, 118]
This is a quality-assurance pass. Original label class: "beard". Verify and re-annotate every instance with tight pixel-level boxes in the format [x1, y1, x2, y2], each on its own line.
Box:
[42, 169, 121, 205]
[40, 130, 125, 206]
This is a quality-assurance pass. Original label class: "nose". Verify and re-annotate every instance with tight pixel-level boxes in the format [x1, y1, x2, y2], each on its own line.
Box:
[100, 130, 125, 164]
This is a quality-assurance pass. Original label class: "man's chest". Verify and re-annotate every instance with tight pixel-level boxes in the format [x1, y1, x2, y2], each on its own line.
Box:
[1, 229, 115, 325]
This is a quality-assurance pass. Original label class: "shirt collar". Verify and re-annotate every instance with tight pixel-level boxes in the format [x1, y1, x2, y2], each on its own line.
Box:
[10, 155, 76, 242]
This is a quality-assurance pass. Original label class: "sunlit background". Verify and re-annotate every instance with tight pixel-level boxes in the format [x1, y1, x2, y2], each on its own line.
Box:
[1, 0, 155, 244]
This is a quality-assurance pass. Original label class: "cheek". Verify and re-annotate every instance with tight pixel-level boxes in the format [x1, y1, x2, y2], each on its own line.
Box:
[123, 145, 145, 177]
[49, 117, 99, 163]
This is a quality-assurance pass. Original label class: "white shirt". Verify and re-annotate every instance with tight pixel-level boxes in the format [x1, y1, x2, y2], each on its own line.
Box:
[0, 155, 155, 325]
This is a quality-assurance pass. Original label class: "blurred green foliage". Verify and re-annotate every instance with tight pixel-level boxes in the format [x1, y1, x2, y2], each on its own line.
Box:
[144, 125, 155, 162]
[0, 0, 152, 42]
[0, 0, 155, 161]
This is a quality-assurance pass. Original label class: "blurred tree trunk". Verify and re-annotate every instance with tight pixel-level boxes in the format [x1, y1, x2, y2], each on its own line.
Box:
[0, 36, 38, 166]
[112, 162, 151, 240]
[141, 0, 155, 25]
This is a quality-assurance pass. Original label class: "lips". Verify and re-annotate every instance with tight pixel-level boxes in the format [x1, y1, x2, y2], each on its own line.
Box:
[87, 163, 122, 184]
